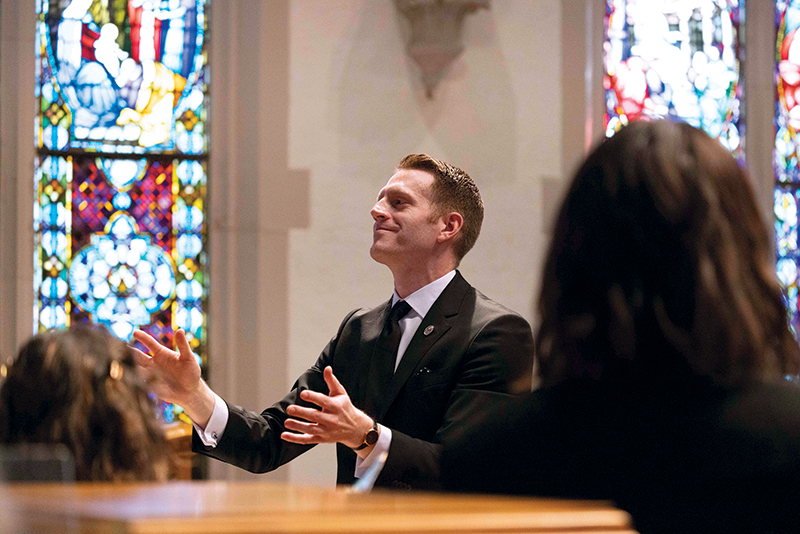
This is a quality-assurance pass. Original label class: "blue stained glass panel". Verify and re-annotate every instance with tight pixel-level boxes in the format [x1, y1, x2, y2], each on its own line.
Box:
[33, 0, 209, 426]
[36, 0, 207, 154]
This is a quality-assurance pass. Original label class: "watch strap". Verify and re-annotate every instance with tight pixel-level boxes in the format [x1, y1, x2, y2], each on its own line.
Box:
[353, 419, 378, 451]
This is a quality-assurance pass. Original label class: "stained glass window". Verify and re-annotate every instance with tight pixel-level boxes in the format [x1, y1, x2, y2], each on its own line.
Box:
[604, 0, 744, 159]
[776, 1, 800, 333]
[34, 0, 208, 424]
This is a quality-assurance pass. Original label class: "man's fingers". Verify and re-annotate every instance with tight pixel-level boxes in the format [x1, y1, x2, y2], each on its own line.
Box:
[298, 389, 335, 411]
[323, 366, 347, 396]
[130, 346, 152, 367]
[280, 431, 321, 445]
[174, 329, 195, 362]
[132, 330, 173, 356]
[287, 404, 326, 423]
[284, 417, 320, 435]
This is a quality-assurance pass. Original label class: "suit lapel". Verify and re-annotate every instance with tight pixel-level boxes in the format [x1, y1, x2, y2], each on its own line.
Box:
[376, 272, 470, 421]
[355, 299, 393, 412]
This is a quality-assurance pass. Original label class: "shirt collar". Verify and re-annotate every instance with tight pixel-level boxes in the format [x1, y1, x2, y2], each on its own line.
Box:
[391, 270, 456, 319]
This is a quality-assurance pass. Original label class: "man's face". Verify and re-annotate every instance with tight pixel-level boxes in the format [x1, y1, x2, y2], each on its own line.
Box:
[370, 169, 443, 268]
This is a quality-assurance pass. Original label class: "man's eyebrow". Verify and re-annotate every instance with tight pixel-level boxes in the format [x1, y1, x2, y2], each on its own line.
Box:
[377, 185, 399, 200]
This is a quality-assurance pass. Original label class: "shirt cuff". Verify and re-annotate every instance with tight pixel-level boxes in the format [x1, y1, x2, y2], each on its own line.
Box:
[354, 425, 391, 478]
[192, 392, 229, 448]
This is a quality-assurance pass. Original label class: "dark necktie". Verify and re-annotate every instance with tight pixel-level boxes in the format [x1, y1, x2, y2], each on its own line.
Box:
[364, 300, 412, 417]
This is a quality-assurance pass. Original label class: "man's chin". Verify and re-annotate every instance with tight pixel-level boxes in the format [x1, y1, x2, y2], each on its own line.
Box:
[369, 246, 392, 265]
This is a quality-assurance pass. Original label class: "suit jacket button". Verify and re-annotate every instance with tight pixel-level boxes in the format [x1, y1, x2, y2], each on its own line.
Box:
[423, 325, 434, 336]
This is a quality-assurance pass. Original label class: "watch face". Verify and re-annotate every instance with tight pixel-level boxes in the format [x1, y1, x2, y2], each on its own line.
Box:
[365, 429, 379, 445]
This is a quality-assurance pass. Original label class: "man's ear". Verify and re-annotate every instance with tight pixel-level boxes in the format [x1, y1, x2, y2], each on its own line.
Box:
[438, 212, 463, 243]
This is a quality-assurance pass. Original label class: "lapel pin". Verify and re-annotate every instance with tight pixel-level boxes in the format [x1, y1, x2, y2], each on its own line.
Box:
[423, 325, 435, 336]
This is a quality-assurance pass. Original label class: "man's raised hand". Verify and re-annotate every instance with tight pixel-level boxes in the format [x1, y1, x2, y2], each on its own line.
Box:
[131, 329, 215, 427]
[281, 366, 374, 451]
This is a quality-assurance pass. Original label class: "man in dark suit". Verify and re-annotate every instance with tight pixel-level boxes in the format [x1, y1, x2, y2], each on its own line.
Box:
[134, 154, 533, 489]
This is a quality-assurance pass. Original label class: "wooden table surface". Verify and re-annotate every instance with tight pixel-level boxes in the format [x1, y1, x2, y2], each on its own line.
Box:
[2, 480, 637, 534]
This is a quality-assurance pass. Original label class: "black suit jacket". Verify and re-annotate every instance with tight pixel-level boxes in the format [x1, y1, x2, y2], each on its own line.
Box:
[193, 271, 534, 489]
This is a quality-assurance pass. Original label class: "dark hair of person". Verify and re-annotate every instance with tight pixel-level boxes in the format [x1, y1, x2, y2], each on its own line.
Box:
[0, 324, 172, 481]
[536, 120, 800, 388]
[397, 154, 484, 261]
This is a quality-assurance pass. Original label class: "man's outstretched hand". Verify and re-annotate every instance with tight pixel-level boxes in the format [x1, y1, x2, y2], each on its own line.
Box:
[131, 329, 215, 428]
[282, 366, 375, 454]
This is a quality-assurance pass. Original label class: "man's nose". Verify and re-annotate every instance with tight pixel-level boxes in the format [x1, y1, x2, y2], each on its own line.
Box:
[371, 201, 387, 220]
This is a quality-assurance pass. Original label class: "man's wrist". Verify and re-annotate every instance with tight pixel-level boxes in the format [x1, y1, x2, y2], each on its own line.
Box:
[348, 411, 377, 450]
[353, 418, 379, 451]
[182, 380, 216, 429]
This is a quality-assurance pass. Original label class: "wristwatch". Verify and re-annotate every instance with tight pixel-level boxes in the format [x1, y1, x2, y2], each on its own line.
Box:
[353, 419, 379, 451]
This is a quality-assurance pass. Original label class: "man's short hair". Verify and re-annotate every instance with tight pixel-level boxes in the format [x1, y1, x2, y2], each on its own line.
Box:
[397, 154, 484, 262]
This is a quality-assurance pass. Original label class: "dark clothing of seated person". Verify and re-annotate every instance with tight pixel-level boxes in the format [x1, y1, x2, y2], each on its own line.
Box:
[440, 120, 800, 534]
[0, 325, 172, 481]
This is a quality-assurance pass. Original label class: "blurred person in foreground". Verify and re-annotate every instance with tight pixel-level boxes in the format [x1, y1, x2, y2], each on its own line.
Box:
[440, 120, 800, 533]
[0, 325, 172, 481]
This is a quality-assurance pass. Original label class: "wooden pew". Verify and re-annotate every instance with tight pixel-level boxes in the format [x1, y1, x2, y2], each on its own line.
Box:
[2, 480, 637, 533]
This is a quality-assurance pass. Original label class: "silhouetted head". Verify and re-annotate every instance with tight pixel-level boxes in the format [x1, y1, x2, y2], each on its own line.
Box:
[537, 120, 799, 387]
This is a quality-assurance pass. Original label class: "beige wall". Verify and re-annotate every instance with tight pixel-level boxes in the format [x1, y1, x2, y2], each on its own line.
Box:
[283, 0, 562, 486]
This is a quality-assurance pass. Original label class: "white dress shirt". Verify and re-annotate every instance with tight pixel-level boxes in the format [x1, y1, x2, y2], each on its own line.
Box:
[195, 270, 457, 481]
